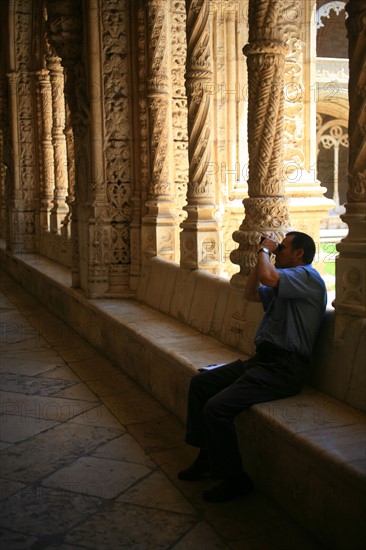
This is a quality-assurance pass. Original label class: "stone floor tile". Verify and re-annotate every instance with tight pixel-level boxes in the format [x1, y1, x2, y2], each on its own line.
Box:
[0, 391, 97, 422]
[92, 433, 155, 467]
[171, 521, 230, 549]
[0, 338, 54, 358]
[0, 414, 59, 443]
[52, 343, 101, 363]
[199, 492, 290, 544]
[72, 404, 125, 430]
[0, 356, 62, 377]
[67, 356, 121, 381]
[102, 388, 169, 425]
[86, 371, 137, 397]
[127, 413, 186, 452]
[0, 478, 26, 500]
[44, 545, 88, 550]
[42, 456, 152, 500]
[117, 470, 196, 515]
[65, 502, 197, 549]
[38, 365, 81, 381]
[53, 382, 99, 402]
[228, 521, 322, 550]
[0, 529, 38, 549]
[1, 348, 67, 376]
[1, 422, 121, 484]
[0, 372, 76, 396]
[0, 485, 103, 538]
[0, 325, 38, 345]
[0, 441, 13, 450]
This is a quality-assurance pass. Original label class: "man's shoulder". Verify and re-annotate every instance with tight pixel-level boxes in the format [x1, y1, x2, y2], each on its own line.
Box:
[277, 264, 326, 291]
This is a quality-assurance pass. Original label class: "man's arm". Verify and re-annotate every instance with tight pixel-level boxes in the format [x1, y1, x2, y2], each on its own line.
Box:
[245, 236, 280, 302]
[244, 263, 261, 302]
[257, 247, 279, 287]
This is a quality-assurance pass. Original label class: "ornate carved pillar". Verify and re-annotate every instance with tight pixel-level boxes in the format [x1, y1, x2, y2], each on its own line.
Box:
[36, 68, 54, 233]
[230, 0, 290, 287]
[180, 0, 219, 272]
[47, 50, 69, 234]
[6, 0, 37, 254]
[45, 0, 86, 289]
[100, 0, 133, 295]
[62, 102, 75, 240]
[141, 0, 176, 262]
[0, 76, 7, 240]
[171, 0, 189, 253]
[335, 0, 366, 323]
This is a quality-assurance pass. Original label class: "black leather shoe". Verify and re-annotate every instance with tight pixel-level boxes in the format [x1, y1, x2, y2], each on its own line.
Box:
[178, 451, 210, 481]
[202, 474, 254, 502]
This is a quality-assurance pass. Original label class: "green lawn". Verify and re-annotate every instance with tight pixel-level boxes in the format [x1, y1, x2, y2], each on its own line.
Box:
[321, 243, 336, 277]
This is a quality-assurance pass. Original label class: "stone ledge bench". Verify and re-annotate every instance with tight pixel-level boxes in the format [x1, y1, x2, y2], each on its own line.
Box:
[235, 388, 366, 550]
[1, 248, 365, 549]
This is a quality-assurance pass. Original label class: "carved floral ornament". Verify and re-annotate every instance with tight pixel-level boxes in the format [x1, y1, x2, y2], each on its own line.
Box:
[241, 197, 290, 231]
[348, 170, 366, 202]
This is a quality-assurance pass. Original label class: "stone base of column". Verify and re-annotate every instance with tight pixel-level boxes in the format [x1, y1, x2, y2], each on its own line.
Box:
[334, 201, 366, 319]
[9, 208, 37, 254]
[50, 203, 69, 234]
[141, 202, 177, 263]
[180, 225, 220, 272]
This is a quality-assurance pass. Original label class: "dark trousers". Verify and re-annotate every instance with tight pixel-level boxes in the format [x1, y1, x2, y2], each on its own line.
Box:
[185, 345, 308, 479]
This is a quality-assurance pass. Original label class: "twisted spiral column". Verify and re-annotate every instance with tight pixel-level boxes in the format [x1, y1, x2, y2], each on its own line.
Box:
[180, 0, 219, 271]
[230, 0, 290, 286]
[141, 0, 176, 261]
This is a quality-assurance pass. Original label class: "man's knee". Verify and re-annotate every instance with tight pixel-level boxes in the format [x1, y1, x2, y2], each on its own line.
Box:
[189, 371, 208, 395]
[204, 394, 221, 421]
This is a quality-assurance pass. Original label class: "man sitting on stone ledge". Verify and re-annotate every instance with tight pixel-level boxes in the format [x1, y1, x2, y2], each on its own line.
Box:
[178, 231, 327, 502]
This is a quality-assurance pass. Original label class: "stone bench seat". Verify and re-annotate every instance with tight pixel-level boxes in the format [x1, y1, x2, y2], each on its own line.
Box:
[235, 388, 366, 549]
[1, 248, 365, 549]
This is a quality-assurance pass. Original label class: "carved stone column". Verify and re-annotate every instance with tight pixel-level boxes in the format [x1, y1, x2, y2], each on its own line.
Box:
[6, 0, 37, 254]
[47, 50, 69, 234]
[141, 0, 176, 262]
[230, 0, 290, 287]
[0, 76, 7, 240]
[335, 0, 366, 323]
[46, 0, 86, 289]
[36, 69, 54, 233]
[180, 0, 219, 272]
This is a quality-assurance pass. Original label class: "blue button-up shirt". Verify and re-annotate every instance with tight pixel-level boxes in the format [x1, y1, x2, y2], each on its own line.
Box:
[255, 265, 327, 358]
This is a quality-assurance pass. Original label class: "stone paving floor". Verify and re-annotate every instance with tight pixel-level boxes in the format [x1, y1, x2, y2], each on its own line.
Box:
[0, 268, 324, 549]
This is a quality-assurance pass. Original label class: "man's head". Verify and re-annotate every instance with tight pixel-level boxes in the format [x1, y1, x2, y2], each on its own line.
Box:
[274, 231, 316, 268]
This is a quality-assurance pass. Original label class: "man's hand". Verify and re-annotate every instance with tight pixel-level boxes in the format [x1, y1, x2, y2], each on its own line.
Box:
[259, 234, 278, 254]
[257, 234, 280, 288]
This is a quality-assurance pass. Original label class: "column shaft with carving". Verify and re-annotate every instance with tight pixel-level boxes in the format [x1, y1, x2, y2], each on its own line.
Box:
[180, 0, 219, 271]
[230, 0, 290, 286]
[335, 0, 366, 320]
[47, 52, 69, 234]
[141, 0, 176, 262]
[36, 69, 55, 233]
[46, 0, 86, 289]
[6, 0, 37, 254]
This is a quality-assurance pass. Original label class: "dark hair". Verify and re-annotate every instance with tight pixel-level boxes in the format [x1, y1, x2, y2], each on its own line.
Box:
[286, 231, 316, 264]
